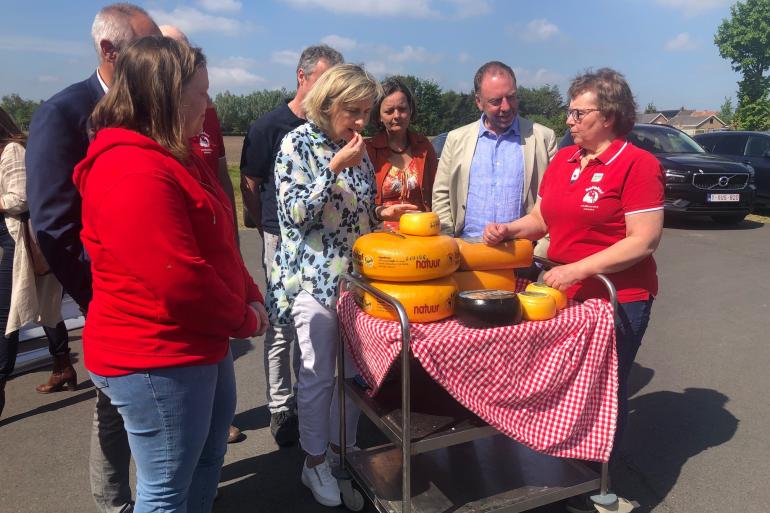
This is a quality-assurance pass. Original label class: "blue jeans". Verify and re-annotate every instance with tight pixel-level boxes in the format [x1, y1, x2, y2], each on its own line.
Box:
[614, 298, 654, 455]
[89, 350, 236, 513]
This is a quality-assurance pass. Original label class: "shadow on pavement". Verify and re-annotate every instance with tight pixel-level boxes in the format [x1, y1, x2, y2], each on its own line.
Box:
[231, 338, 254, 361]
[232, 405, 271, 432]
[0, 386, 96, 428]
[613, 364, 739, 512]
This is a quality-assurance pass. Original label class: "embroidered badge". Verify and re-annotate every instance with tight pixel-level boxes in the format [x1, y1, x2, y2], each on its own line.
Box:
[591, 173, 603, 182]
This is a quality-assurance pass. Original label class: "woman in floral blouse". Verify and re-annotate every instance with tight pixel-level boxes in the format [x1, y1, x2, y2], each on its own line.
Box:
[268, 64, 413, 507]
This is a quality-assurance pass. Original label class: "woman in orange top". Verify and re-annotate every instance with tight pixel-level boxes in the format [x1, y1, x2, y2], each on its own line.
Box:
[366, 78, 438, 229]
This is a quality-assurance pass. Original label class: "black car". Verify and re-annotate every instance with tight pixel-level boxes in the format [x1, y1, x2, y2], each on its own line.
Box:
[560, 124, 756, 224]
[692, 131, 770, 208]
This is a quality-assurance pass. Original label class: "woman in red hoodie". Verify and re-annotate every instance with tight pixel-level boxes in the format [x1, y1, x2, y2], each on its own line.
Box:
[74, 36, 267, 513]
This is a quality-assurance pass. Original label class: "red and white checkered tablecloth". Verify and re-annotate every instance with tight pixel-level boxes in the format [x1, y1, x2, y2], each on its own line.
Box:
[337, 281, 618, 462]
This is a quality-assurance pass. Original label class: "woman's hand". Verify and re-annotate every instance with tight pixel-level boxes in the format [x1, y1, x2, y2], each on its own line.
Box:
[329, 132, 366, 174]
[379, 203, 418, 222]
[249, 301, 269, 337]
[482, 223, 510, 245]
[542, 262, 589, 291]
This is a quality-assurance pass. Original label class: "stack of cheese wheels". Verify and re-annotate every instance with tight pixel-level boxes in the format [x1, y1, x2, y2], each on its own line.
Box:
[352, 212, 459, 323]
[517, 291, 557, 321]
[452, 238, 533, 292]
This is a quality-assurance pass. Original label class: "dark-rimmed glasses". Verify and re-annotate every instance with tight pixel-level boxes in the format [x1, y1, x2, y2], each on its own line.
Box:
[567, 108, 601, 122]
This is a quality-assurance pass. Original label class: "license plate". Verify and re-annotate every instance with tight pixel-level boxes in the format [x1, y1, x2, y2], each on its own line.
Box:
[707, 193, 740, 202]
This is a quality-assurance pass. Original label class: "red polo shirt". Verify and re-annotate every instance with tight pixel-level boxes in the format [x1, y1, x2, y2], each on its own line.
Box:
[538, 139, 664, 303]
[190, 107, 225, 180]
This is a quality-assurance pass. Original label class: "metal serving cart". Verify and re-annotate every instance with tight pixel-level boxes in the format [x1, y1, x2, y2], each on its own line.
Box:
[334, 257, 622, 513]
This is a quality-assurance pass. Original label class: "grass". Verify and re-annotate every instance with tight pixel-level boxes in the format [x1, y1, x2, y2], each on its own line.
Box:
[228, 165, 250, 229]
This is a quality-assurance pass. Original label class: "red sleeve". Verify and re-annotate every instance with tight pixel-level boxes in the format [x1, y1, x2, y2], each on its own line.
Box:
[95, 171, 257, 339]
[622, 151, 665, 214]
[538, 158, 556, 200]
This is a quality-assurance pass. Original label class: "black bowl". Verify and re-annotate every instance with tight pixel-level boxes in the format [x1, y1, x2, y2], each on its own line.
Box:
[455, 289, 522, 328]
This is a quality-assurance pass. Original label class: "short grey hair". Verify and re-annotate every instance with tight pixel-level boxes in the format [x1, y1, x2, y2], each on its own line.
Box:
[296, 44, 344, 83]
[91, 3, 151, 59]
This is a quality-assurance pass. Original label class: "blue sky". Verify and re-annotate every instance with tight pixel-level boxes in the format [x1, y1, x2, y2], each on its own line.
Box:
[0, 0, 744, 111]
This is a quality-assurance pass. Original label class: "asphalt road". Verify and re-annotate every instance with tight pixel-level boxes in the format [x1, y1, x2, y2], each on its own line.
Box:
[1, 219, 768, 513]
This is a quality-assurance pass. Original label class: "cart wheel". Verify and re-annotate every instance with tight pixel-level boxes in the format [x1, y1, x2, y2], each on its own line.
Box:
[339, 479, 365, 511]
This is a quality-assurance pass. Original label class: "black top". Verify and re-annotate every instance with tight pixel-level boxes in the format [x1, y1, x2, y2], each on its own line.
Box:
[240, 102, 304, 236]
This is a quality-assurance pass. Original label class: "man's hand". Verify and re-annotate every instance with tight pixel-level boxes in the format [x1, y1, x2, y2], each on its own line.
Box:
[379, 203, 419, 222]
[482, 223, 510, 245]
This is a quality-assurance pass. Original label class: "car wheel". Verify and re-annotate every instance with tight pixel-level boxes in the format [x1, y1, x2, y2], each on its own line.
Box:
[711, 214, 746, 225]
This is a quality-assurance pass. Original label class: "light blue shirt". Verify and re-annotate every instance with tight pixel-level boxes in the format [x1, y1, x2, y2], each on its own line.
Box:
[461, 115, 525, 238]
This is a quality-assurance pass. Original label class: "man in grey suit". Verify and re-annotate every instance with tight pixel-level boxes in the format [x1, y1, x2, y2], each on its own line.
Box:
[432, 61, 557, 249]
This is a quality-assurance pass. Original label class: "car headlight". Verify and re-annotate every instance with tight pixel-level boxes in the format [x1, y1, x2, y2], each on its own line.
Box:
[665, 169, 689, 184]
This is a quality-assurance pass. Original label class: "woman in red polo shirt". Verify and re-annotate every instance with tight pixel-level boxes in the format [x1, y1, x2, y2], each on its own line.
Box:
[484, 68, 663, 510]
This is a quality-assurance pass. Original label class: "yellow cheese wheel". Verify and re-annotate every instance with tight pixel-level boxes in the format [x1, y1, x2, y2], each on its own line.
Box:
[353, 232, 459, 282]
[352, 276, 458, 323]
[456, 238, 533, 271]
[453, 269, 518, 292]
[399, 211, 440, 236]
[525, 282, 568, 310]
[517, 291, 557, 321]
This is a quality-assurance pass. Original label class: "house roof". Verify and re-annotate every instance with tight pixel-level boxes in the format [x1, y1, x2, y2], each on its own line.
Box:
[638, 112, 668, 124]
[668, 113, 726, 128]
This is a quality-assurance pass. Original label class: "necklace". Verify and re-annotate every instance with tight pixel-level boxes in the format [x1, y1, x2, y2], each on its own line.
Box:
[388, 139, 409, 154]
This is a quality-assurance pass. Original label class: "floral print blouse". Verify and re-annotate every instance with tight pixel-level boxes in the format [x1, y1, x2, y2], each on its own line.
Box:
[267, 122, 378, 324]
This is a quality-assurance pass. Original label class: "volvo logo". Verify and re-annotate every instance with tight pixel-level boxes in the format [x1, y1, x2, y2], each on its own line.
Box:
[718, 176, 730, 187]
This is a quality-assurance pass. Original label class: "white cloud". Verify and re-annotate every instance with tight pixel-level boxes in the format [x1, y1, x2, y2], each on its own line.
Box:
[220, 56, 259, 68]
[665, 32, 698, 51]
[365, 60, 389, 76]
[272, 49, 301, 66]
[654, 0, 732, 15]
[320, 34, 357, 51]
[148, 7, 243, 35]
[37, 75, 61, 83]
[447, 0, 491, 18]
[283, 0, 437, 18]
[519, 19, 560, 42]
[0, 35, 90, 56]
[208, 66, 265, 90]
[389, 45, 440, 64]
[458, 51, 471, 63]
[197, 0, 242, 13]
[513, 67, 564, 87]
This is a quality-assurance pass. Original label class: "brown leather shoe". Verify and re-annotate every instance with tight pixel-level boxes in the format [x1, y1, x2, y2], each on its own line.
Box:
[36, 350, 78, 394]
[227, 425, 245, 443]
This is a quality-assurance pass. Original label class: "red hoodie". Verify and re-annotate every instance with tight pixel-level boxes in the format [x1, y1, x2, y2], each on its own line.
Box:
[74, 128, 263, 376]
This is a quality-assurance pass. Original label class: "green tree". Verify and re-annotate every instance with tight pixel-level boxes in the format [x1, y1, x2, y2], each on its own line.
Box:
[644, 102, 658, 114]
[1, 94, 43, 131]
[714, 0, 770, 130]
[719, 96, 735, 125]
[517, 84, 566, 133]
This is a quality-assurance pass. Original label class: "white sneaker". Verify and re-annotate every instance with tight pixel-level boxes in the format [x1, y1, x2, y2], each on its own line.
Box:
[301, 458, 341, 507]
[325, 445, 360, 469]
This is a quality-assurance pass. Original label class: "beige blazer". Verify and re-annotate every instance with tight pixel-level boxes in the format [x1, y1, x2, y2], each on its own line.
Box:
[432, 117, 557, 237]
[0, 143, 63, 336]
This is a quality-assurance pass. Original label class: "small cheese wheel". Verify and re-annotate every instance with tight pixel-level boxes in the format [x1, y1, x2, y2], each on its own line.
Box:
[525, 282, 568, 310]
[453, 269, 518, 292]
[353, 276, 458, 323]
[353, 232, 459, 282]
[399, 211, 440, 236]
[456, 238, 533, 271]
[517, 291, 557, 321]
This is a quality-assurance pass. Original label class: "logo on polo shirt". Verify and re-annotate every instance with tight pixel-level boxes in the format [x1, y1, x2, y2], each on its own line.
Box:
[198, 132, 211, 148]
[582, 186, 604, 207]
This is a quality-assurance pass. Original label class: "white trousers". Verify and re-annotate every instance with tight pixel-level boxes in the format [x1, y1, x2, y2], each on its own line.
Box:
[292, 290, 360, 456]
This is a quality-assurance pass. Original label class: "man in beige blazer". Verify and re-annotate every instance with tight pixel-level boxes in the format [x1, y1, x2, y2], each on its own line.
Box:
[432, 61, 557, 246]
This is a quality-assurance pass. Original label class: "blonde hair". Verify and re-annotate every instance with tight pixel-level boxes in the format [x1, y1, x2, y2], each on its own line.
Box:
[90, 36, 206, 162]
[302, 63, 382, 135]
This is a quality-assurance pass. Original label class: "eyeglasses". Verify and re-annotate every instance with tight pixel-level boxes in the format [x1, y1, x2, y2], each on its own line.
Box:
[566, 108, 601, 122]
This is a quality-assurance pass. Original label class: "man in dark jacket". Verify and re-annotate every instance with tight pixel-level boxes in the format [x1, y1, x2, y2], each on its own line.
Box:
[25, 5, 160, 512]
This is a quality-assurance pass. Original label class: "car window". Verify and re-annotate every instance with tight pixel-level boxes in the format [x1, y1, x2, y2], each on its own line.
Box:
[695, 135, 717, 152]
[713, 135, 748, 155]
[745, 135, 770, 157]
[628, 126, 704, 154]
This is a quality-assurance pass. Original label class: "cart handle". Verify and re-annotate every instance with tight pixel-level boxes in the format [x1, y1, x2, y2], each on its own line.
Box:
[533, 256, 618, 320]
